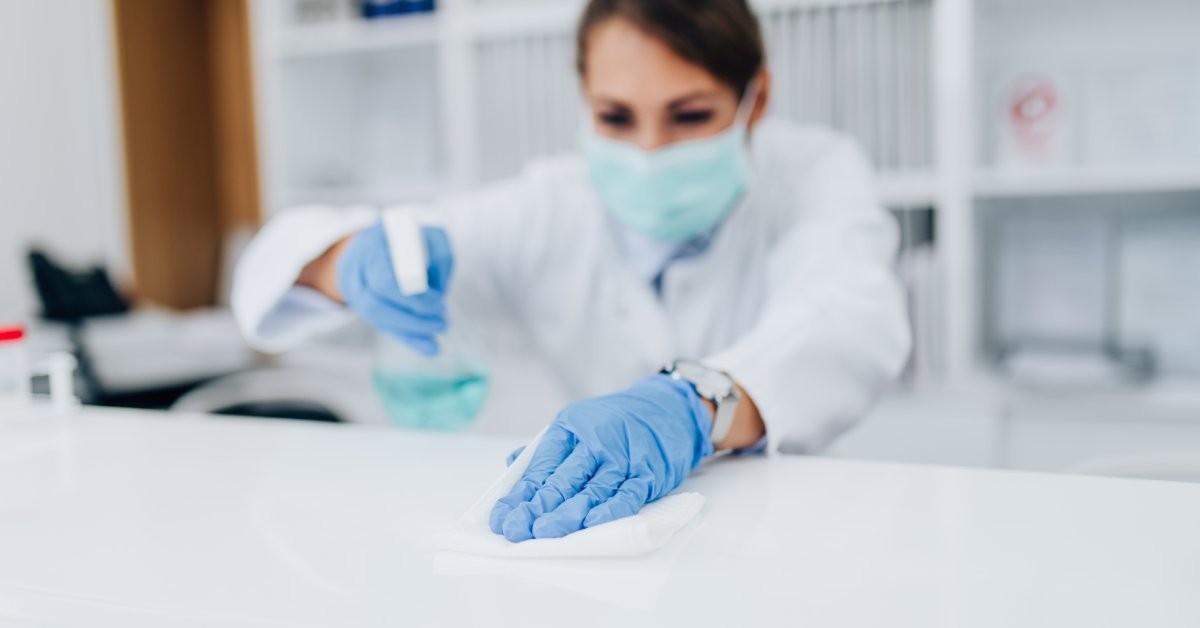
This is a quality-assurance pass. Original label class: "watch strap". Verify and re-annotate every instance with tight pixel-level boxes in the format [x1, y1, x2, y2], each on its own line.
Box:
[661, 360, 740, 446]
[709, 386, 740, 444]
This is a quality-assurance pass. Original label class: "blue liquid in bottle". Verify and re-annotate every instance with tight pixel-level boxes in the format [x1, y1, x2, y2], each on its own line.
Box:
[371, 368, 489, 431]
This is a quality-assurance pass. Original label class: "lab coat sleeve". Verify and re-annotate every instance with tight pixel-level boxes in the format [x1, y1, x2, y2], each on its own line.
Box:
[232, 165, 549, 353]
[231, 205, 378, 352]
[704, 138, 912, 454]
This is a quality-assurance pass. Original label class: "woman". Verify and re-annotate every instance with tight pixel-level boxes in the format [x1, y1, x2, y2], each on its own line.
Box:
[233, 0, 909, 542]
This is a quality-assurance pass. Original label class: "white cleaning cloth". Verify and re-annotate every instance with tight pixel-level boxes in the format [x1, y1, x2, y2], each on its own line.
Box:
[434, 429, 705, 558]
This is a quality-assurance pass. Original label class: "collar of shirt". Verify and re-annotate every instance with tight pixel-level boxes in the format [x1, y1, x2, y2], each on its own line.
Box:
[612, 218, 717, 291]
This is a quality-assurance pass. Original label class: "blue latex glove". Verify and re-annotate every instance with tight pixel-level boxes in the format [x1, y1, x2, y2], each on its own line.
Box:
[489, 374, 714, 542]
[336, 222, 454, 356]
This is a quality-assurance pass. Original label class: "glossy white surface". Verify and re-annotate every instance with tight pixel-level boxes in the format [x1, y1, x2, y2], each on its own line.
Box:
[2, 405, 1199, 627]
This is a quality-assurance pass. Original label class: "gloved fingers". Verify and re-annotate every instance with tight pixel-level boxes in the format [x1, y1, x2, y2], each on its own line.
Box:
[531, 463, 625, 539]
[372, 321, 444, 356]
[374, 288, 447, 320]
[359, 245, 406, 295]
[488, 426, 575, 535]
[334, 223, 385, 303]
[350, 222, 388, 253]
[500, 446, 596, 542]
[421, 227, 455, 292]
[376, 303, 448, 336]
[528, 446, 597, 516]
[335, 261, 367, 306]
[515, 425, 577, 488]
[357, 297, 447, 336]
[357, 249, 448, 319]
[392, 332, 439, 357]
[366, 286, 448, 327]
[505, 446, 526, 467]
[489, 481, 538, 536]
[582, 475, 653, 529]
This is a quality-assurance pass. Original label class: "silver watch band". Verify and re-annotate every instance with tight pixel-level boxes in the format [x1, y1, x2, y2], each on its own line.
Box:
[709, 389, 739, 444]
[661, 360, 741, 445]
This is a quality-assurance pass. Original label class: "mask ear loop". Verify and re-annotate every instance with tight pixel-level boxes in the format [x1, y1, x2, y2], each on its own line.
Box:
[732, 77, 762, 206]
[734, 77, 762, 131]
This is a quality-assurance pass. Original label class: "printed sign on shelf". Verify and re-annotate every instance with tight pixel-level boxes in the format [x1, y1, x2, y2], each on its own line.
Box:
[994, 71, 1076, 169]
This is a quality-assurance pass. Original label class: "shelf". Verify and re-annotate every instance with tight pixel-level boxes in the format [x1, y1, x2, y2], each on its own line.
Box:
[276, 13, 440, 59]
[467, 0, 584, 41]
[877, 172, 939, 208]
[973, 167, 1200, 199]
[465, 0, 900, 42]
[752, 0, 911, 11]
[277, 173, 936, 211]
[276, 177, 448, 210]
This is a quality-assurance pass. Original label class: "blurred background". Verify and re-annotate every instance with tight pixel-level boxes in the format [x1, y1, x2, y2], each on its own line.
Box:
[3, 0, 1200, 482]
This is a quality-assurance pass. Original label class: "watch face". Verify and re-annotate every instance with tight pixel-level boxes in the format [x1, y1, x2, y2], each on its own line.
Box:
[673, 360, 734, 398]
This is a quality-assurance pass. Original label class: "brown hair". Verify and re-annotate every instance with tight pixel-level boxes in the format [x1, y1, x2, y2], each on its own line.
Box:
[576, 0, 765, 97]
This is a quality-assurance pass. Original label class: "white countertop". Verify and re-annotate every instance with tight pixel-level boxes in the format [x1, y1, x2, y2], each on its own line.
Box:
[2, 405, 1198, 627]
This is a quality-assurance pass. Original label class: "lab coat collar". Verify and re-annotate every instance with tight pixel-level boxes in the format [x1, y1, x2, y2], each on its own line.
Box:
[610, 218, 719, 287]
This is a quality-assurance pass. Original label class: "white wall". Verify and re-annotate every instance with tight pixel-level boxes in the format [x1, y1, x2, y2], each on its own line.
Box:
[0, 0, 127, 323]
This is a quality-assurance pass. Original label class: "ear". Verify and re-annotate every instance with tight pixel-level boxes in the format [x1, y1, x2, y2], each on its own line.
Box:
[747, 67, 772, 131]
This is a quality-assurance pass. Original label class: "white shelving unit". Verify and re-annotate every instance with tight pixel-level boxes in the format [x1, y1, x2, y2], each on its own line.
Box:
[275, 12, 442, 58]
[248, 0, 1200, 386]
[973, 168, 1200, 200]
[251, 0, 940, 209]
[467, 0, 586, 41]
[967, 0, 1200, 385]
[877, 172, 940, 208]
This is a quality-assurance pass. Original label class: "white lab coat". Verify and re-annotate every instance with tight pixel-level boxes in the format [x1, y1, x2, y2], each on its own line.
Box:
[233, 119, 910, 453]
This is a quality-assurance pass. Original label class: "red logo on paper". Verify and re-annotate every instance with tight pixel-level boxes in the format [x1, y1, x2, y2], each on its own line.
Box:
[1008, 77, 1061, 155]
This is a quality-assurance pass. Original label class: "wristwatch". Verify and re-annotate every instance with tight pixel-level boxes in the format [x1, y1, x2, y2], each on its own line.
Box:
[660, 359, 741, 445]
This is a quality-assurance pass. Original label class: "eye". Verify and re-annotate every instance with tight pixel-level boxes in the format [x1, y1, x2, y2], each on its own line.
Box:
[673, 110, 713, 125]
[598, 111, 633, 127]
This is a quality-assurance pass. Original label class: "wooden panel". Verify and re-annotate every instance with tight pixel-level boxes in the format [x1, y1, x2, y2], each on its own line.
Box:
[113, 0, 220, 309]
[112, 0, 261, 309]
[207, 0, 262, 232]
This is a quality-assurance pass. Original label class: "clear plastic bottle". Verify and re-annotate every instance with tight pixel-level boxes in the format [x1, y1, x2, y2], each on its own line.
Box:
[368, 209, 490, 430]
[371, 304, 490, 430]
[0, 325, 31, 409]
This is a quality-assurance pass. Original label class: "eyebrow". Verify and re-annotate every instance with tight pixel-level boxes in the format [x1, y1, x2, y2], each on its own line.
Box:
[667, 91, 719, 109]
[592, 90, 720, 110]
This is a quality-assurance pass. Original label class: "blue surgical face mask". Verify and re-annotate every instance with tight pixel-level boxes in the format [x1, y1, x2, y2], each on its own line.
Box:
[580, 84, 758, 243]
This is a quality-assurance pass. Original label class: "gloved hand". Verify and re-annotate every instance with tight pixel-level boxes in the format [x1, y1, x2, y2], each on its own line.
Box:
[336, 222, 453, 357]
[489, 374, 714, 542]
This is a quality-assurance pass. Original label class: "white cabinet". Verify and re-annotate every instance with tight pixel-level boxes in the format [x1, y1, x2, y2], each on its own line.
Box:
[999, 388, 1200, 479]
[252, 2, 449, 209]
[274, 47, 444, 206]
[826, 387, 1006, 468]
[967, 0, 1200, 377]
[830, 383, 1200, 482]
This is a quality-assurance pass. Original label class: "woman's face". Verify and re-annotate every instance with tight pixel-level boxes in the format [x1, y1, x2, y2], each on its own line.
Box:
[582, 18, 769, 152]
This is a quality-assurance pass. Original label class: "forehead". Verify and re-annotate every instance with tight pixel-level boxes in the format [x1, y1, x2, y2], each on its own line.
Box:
[582, 18, 728, 103]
